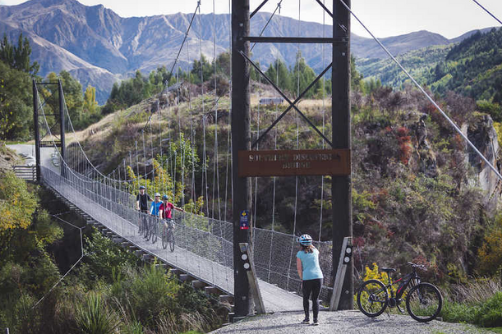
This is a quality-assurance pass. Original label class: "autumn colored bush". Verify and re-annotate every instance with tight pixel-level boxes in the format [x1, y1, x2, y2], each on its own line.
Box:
[0, 171, 37, 232]
[396, 126, 412, 165]
[478, 214, 502, 275]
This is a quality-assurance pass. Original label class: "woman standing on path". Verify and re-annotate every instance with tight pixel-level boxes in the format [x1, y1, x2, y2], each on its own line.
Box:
[296, 234, 323, 326]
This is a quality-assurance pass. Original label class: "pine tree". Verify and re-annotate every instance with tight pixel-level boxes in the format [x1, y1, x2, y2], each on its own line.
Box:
[0, 33, 39, 75]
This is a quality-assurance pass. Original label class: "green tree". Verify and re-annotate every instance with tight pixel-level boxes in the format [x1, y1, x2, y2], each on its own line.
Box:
[265, 58, 292, 93]
[292, 51, 318, 98]
[351, 54, 364, 91]
[0, 33, 39, 76]
[214, 51, 231, 77]
[83, 85, 98, 114]
[191, 55, 213, 83]
[0, 61, 32, 140]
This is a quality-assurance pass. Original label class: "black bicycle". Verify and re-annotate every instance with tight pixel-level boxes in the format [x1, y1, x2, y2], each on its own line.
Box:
[138, 210, 148, 235]
[148, 217, 158, 244]
[162, 219, 175, 252]
[357, 262, 442, 322]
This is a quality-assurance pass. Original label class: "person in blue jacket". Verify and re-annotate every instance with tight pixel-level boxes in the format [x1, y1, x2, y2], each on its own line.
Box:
[150, 193, 162, 216]
[296, 234, 323, 326]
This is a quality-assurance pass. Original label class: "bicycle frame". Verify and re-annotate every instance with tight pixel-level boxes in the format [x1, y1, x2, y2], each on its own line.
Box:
[385, 267, 421, 301]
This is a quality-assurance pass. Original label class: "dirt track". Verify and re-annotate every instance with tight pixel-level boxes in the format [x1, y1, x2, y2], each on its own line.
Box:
[210, 310, 496, 334]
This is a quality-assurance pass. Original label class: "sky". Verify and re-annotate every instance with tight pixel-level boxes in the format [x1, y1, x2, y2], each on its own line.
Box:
[1, 0, 502, 39]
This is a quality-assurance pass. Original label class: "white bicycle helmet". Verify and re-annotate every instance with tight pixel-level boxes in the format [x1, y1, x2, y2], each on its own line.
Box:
[299, 234, 313, 246]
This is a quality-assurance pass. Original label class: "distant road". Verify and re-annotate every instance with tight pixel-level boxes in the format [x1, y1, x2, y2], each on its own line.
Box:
[210, 311, 496, 334]
[8, 144, 60, 173]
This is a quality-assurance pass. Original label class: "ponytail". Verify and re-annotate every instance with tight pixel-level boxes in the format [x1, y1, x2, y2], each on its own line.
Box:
[301, 244, 315, 254]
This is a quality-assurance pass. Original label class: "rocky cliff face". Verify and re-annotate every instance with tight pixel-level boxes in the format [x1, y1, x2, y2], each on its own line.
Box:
[408, 111, 501, 209]
[465, 114, 502, 210]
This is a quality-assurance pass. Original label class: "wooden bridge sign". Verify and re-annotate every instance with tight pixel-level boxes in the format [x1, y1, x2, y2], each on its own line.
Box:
[238, 149, 351, 177]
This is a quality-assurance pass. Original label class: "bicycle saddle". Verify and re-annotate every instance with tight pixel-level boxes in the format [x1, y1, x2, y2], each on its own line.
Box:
[381, 268, 396, 273]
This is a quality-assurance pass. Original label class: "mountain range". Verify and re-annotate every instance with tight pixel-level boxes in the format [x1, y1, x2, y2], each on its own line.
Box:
[0, 0, 493, 103]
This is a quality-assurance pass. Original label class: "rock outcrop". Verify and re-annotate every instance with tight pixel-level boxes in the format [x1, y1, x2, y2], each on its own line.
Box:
[465, 114, 502, 209]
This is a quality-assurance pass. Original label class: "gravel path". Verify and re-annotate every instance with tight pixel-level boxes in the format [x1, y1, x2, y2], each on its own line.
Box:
[211, 311, 496, 334]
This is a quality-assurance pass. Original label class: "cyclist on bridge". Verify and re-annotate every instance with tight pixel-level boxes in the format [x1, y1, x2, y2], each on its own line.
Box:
[296, 234, 323, 326]
[159, 194, 184, 221]
[150, 193, 162, 216]
[136, 185, 151, 234]
[159, 194, 184, 236]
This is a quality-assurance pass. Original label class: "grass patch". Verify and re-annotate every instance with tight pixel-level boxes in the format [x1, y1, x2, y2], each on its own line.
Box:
[441, 291, 502, 328]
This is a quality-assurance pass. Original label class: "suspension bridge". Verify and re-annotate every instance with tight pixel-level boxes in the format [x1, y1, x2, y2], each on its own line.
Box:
[10, 0, 502, 324]
[22, 0, 349, 317]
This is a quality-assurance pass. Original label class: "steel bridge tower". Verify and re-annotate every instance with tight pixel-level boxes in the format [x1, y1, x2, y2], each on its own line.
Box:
[231, 0, 353, 316]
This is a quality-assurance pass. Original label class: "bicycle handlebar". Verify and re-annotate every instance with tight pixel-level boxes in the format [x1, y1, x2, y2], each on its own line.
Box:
[407, 262, 427, 271]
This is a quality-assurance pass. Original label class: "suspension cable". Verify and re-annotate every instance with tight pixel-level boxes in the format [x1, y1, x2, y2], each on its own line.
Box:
[318, 0, 327, 242]
[250, 0, 284, 52]
[287, 0, 302, 291]
[472, 0, 502, 25]
[168, 1, 202, 84]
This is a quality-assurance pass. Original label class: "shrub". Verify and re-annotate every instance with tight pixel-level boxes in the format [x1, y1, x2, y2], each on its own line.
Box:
[475, 291, 502, 327]
[478, 214, 502, 275]
[441, 299, 479, 324]
[0, 171, 37, 232]
[76, 292, 121, 334]
[80, 228, 139, 285]
[128, 265, 178, 325]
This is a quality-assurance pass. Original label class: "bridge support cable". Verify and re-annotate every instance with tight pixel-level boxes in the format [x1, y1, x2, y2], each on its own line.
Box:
[212, 0, 219, 220]
[197, 8, 210, 217]
[33, 215, 85, 309]
[33, 80, 41, 182]
[339, 0, 502, 183]
[266, 60, 281, 282]
[319, 0, 327, 243]
[472, 0, 502, 25]
[286, 0, 302, 292]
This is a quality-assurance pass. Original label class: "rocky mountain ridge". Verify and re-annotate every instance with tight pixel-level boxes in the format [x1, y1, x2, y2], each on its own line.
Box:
[0, 0, 493, 103]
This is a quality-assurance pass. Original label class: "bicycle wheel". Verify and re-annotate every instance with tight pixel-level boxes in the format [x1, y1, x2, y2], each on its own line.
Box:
[406, 282, 442, 322]
[151, 222, 158, 244]
[168, 231, 175, 252]
[162, 227, 168, 249]
[138, 214, 143, 234]
[145, 219, 151, 241]
[357, 279, 388, 317]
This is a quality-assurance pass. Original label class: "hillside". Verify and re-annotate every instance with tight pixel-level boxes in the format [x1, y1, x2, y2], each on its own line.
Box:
[357, 44, 453, 88]
[0, 0, 486, 103]
[66, 71, 502, 286]
[358, 27, 502, 105]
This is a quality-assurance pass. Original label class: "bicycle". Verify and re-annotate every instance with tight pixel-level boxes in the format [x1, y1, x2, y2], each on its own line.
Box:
[161, 219, 175, 252]
[357, 262, 442, 322]
[146, 216, 159, 244]
[138, 210, 148, 235]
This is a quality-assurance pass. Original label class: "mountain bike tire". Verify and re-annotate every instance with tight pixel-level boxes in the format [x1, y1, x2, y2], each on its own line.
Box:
[406, 282, 442, 322]
[168, 232, 175, 252]
[162, 228, 168, 249]
[357, 279, 389, 317]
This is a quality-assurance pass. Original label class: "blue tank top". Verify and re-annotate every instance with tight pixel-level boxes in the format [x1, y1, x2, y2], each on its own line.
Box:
[296, 248, 323, 281]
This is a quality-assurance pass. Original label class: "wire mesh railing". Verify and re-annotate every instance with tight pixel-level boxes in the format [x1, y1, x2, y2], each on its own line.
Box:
[40, 149, 334, 304]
